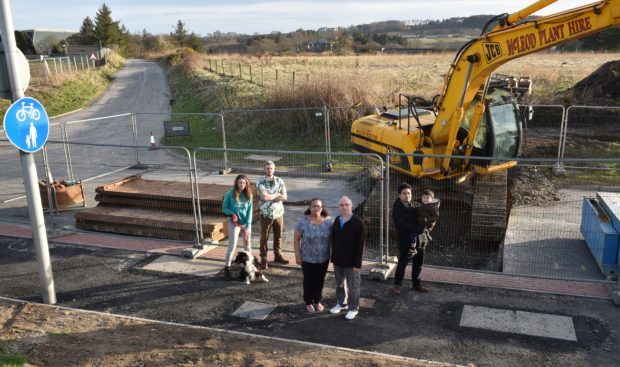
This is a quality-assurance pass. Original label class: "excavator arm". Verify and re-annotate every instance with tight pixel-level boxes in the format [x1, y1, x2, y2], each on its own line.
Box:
[430, 0, 620, 173]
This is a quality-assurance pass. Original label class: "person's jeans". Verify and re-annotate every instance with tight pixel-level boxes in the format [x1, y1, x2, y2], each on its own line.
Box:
[259, 215, 284, 258]
[225, 220, 251, 267]
[333, 265, 361, 311]
[394, 245, 425, 286]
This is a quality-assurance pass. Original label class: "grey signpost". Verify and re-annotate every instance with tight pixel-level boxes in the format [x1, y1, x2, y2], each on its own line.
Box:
[1, 0, 56, 304]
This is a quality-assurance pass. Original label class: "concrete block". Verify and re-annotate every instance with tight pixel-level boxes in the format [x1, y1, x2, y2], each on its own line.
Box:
[368, 262, 396, 281]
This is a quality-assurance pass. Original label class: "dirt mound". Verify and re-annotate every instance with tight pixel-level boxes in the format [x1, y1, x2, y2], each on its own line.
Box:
[508, 166, 560, 207]
[565, 60, 620, 106]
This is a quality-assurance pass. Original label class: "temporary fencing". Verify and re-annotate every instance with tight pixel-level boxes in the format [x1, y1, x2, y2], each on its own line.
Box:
[562, 106, 620, 163]
[520, 105, 565, 159]
[192, 148, 385, 259]
[2, 105, 619, 284]
[385, 152, 619, 281]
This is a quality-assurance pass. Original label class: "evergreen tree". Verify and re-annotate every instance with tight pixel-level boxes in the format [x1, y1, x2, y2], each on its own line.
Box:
[187, 32, 204, 52]
[67, 16, 98, 45]
[171, 20, 188, 47]
[94, 3, 121, 47]
[14, 31, 37, 55]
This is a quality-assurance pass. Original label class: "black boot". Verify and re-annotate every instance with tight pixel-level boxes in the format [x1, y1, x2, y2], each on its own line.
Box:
[224, 266, 231, 279]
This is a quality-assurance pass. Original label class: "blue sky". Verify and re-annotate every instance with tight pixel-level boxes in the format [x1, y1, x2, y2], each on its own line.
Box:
[11, 0, 592, 35]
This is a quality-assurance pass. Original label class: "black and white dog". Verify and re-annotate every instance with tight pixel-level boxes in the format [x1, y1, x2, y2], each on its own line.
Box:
[233, 251, 269, 285]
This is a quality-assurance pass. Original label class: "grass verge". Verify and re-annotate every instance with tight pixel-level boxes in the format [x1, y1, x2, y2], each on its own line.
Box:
[0, 343, 28, 367]
[0, 53, 125, 120]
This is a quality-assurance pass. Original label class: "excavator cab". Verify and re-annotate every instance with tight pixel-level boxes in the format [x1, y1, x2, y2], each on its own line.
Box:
[460, 85, 525, 162]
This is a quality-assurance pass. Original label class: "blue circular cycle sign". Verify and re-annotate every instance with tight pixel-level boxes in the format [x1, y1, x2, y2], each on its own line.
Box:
[3, 97, 49, 153]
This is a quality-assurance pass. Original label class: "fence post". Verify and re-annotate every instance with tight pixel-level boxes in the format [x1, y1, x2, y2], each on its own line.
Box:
[379, 157, 385, 265]
[249, 65, 253, 83]
[188, 149, 204, 248]
[58, 58, 64, 74]
[276, 69, 278, 85]
[131, 113, 140, 165]
[261, 67, 264, 86]
[221, 60, 225, 76]
[554, 105, 568, 175]
[61, 123, 75, 182]
[385, 152, 390, 261]
[52, 58, 58, 75]
[43, 59, 51, 81]
[219, 113, 230, 173]
[292, 71, 295, 86]
[238, 63, 242, 79]
[41, 146, 57, 224]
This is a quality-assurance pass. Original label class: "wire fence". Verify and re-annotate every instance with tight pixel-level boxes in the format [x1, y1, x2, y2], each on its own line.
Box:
[28, 55, 98, 83]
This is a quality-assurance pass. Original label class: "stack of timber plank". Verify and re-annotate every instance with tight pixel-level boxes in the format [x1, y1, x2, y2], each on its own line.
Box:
[75, 175, 258, 242]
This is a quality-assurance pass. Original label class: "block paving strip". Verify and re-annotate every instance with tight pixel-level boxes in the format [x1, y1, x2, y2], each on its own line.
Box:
[0, 222, 611, 299]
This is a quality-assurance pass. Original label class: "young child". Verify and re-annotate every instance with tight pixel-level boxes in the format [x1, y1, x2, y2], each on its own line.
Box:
[418, 189, 440, 234]
[408, 189, 440, 258]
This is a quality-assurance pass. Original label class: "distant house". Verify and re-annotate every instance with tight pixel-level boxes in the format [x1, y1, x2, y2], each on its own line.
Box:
[20, 28, 77, 55]
[317, 27, 343, 33]
[305, 40, 334, 52]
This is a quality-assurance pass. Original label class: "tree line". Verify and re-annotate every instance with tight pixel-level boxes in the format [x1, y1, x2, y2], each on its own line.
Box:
[15, 3, 620, 57]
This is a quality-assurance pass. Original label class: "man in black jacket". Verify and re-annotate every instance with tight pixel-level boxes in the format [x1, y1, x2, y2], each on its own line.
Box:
[392, 183, 427, 294]
[329, 196, 366, 320]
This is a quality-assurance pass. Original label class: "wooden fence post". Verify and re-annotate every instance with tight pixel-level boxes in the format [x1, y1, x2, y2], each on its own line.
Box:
[249, 65, 253, 83]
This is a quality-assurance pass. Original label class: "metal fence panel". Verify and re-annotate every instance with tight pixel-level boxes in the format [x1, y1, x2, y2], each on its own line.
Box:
[385, 152, 619, 281]
[520, 105, 565, 158]
[193, 148, 384, 261]
[135, 112, 224, 152]
[564, 106, 620, 161]
[222, 108, 329, 151]
[54, 141, 198, 241]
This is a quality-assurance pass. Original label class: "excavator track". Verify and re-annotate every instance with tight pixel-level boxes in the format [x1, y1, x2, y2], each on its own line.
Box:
[469, 170, 508, 246]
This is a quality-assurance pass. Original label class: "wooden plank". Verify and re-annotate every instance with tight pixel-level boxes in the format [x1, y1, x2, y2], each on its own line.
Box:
[75, 206, 227, 233]
[76, 219, 227, 241]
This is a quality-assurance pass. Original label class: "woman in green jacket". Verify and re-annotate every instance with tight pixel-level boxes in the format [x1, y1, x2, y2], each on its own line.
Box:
[222, 174, 254, 278]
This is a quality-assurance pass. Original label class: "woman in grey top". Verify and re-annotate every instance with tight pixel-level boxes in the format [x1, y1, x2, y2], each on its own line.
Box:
[294, 198, 333, 313]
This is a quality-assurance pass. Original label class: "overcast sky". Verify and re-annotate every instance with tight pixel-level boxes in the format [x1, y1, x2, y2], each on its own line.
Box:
[10, 0, 592, 35]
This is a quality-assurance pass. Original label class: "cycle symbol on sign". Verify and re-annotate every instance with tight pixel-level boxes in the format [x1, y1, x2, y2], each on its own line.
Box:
[16, 102, 41, 122]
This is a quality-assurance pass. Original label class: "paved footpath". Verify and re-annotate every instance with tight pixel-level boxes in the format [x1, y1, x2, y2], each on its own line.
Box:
[0, 221, 611, 299]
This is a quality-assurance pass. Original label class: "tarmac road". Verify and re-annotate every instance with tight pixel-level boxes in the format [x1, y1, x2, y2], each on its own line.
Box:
[1, 236, 619, 367]
[0, 59, 171, 222]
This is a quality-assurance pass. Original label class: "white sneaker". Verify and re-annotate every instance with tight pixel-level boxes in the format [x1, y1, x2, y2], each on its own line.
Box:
[345, 310, 358, 320]
[330, 304, 347, 314]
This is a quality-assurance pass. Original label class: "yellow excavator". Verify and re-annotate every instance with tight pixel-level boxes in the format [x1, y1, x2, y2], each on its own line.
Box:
[352, 0, 620, 245]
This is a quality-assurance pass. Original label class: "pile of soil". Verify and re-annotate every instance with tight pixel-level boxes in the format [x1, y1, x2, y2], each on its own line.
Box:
[508, 166, 560, 207]
[561, 60, 620, 106]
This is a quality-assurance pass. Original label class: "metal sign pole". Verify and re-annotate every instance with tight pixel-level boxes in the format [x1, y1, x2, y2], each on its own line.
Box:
[1, 0, 56, 304]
